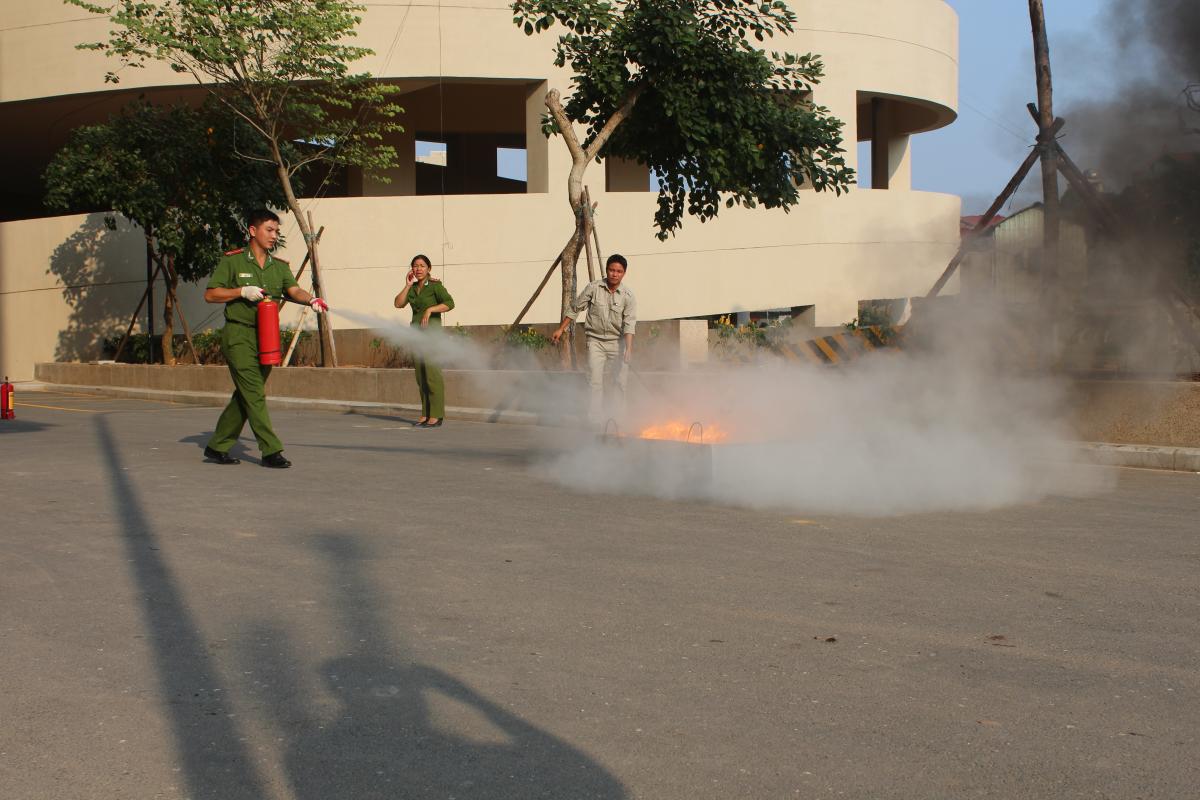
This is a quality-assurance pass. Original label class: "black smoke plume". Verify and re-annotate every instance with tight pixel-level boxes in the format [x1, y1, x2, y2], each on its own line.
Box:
[1063, 0, 1200, 189]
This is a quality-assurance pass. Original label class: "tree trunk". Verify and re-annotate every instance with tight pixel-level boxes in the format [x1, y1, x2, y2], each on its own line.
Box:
[560, 225, 586, 369]
[269, 138, 335, 367]
[543, 87, 644, 371]
[161, 267, 179, 366]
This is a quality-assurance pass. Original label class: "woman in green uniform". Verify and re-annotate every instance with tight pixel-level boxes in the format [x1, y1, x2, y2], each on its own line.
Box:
[393, 254, 455, 428]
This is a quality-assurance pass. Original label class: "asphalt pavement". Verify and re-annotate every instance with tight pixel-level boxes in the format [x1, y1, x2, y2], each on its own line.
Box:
[1, 391, 1197, 799]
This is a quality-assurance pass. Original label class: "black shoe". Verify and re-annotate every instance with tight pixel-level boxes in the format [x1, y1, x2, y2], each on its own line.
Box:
[262, 452, 292, 469]
[419, 419, 443, 428]
[204, 446, 240, 465]
[412, 418, 427, 427]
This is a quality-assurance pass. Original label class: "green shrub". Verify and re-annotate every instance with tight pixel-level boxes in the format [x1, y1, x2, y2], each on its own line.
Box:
[713, 315, 772, 348]
[502, 326, 552, 351]
[101, 325, 315, 365]
[103, 332, 155, 363]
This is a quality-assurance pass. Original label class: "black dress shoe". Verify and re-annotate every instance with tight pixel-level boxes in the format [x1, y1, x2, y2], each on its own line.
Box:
[419, 419, 443, 428]
[262, 452, 292, 468]
[204, 446, 240, 465]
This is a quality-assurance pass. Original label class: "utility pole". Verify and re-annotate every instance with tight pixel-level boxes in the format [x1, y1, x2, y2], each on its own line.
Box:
[1029, 0, 1060, 284]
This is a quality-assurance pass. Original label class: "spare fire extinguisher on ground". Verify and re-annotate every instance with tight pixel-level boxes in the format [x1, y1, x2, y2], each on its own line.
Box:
[1, 376, 14, 420]
[256, 298, 282, 366]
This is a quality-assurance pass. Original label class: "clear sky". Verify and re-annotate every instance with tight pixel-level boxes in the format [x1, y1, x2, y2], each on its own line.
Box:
[909, 0, 1109, 213]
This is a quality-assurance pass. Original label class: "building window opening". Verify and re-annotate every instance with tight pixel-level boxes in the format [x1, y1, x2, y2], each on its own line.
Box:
[497, 147, 527, 183]
[416, 139, 448, 168]
[857, 141, 873, 189]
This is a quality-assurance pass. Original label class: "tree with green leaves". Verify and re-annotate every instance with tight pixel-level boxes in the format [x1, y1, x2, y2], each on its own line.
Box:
[44, 100, 288, 364]
[512, 0, 854, 330]
[68, 0, 403, 363]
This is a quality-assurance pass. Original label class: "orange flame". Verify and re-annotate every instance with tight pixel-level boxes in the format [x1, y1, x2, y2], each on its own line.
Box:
[638, 419, 729, 444]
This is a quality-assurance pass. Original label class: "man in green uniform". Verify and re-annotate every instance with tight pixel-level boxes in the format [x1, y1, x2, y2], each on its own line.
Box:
[202, 209, 329, 468]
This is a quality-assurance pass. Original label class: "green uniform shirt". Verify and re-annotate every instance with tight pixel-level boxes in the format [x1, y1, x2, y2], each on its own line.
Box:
[207, 248, 298, 326]
[406, 280, 455, 327]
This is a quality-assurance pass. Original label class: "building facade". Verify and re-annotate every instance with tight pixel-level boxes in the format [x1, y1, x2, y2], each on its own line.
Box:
[0, 0, 960, 380]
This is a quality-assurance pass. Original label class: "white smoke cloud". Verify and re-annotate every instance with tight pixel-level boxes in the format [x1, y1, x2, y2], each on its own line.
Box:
[540, 304, 1115, 516]
[335, 309, 494, 371]
[339, 306, 1113, 517]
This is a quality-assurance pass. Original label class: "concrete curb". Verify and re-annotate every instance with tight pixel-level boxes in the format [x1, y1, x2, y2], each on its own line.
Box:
[1076, 442, 1200, 473]
[20, 381, 542, 426]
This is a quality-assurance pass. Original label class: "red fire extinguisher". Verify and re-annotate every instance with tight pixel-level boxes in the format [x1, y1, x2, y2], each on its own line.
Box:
[1, 376, 14, 420]
[256, 298, 282, 366]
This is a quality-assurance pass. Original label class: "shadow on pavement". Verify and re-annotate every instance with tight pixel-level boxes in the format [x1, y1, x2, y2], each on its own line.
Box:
[289, 441, 539, 467]
[242, 532, 628, 800]
[0, 419, 56, 434]
[95, 416, 268, 799]
[178, 431, 253, 461]
[342, 409, 424, 426]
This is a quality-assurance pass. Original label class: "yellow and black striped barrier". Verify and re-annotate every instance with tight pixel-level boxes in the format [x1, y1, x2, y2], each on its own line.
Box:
[777, 325, 902, 366]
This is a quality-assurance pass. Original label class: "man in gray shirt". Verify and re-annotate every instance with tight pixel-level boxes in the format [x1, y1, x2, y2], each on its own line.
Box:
[550, 254, 637, 425]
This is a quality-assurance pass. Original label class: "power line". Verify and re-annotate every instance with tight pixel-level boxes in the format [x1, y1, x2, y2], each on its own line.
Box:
[960, 98, 1030, 143]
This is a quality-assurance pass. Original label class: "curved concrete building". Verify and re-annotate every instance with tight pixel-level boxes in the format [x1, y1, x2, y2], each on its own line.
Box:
[0, 0, 960, 379]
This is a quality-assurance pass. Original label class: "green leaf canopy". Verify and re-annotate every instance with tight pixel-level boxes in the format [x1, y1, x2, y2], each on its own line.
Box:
[513, 0, 855, 238]
[44, 99, 290, 283]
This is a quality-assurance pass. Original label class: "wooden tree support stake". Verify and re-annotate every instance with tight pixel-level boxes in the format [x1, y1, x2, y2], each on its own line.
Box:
[589, 190, 603, 265]
[158, 254, 199, 364]
[305, 211, 337, 367]
[113, 259, 166, 362]
[293, 225, 324, 284]
[513, 233, 579, 328]
[279, 226, 325, 369]
[581, 186, 599, 283]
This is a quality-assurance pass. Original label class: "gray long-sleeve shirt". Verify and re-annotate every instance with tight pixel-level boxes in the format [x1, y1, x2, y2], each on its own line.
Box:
[566, 280, 637, 340]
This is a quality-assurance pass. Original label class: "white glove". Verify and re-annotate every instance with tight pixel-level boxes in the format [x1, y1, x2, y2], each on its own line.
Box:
[240, 285, 265, 301]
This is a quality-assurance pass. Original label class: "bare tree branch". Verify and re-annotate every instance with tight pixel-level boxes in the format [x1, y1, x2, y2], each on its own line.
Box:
[585, 85, 645, 162]
[232, 145, 278, 164]
[545, 88, 585, 164]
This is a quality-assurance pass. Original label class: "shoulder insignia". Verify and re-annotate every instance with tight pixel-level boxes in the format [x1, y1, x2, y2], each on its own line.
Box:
[224, 248, 244, 256]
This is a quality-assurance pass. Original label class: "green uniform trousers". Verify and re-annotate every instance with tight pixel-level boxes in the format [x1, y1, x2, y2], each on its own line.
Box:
[207, 322, 283, 456]
[414, 359, 445, 419]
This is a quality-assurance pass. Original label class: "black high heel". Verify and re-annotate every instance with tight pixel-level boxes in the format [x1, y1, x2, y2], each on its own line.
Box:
[419, 418, 443, 428]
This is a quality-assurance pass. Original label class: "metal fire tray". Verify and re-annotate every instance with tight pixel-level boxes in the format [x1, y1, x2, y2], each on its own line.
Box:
[598, 422, 713, 492]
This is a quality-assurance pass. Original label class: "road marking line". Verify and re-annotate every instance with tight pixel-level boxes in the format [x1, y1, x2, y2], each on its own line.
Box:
[17, 402, 100, 413]
[29, 390, 184, 406]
